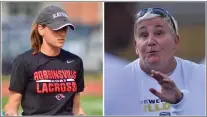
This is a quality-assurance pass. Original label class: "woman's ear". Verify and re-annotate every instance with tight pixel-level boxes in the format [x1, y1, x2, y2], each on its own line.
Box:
[174, 34, 179, 50]
[134, 39, 139, 56]
[174, 35, 179, 45]
[37, 25, 45, 36]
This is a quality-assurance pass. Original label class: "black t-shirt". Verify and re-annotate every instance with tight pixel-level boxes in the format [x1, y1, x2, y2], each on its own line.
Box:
[9, 49, 84, 115]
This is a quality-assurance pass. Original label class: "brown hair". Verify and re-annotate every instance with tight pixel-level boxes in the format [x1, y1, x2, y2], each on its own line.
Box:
[30, 23, 45, 55]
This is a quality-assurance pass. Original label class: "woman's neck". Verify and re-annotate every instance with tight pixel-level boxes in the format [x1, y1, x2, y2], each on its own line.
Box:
[40, 43, 61, 56]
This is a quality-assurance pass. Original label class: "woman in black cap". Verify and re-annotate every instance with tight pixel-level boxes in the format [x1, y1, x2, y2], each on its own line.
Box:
[4, 5, 85, 116]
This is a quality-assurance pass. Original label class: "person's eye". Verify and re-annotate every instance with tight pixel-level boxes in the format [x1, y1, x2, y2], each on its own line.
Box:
[154, 30, 164, 36]
[139, 32, 148, 38]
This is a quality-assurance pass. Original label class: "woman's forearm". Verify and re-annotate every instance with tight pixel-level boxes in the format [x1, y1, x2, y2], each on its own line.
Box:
[72, 93, 85, 116]
[4, 91, 22, 116]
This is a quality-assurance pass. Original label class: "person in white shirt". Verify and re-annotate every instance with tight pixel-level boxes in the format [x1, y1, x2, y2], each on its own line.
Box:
[104, 7, 205, 116]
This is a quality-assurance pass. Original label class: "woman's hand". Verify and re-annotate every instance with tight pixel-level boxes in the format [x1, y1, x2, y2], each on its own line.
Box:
[149, 70, 183, 104]
[4, 105, 18, 116]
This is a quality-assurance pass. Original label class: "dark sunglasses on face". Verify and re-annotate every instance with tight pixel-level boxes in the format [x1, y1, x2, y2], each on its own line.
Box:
[135, 8, 176, 33]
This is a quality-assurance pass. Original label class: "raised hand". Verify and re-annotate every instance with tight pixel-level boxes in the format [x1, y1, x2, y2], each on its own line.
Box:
[149, 70, 183, 104]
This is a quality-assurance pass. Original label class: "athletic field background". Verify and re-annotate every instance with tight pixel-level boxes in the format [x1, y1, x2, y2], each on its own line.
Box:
[2, 73, 103, 116]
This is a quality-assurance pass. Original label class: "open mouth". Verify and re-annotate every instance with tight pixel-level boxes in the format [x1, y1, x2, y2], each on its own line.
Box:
[148, 50, 158, 53]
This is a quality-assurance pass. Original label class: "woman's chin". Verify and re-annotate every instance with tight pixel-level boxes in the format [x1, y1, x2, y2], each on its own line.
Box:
[146, 56, 161, 64]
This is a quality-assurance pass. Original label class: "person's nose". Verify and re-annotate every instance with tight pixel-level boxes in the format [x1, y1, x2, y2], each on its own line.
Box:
[147, 34, 157, 46]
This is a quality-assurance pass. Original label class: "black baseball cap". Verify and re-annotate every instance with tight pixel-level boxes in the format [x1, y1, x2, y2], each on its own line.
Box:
[35, 5, 75, 30]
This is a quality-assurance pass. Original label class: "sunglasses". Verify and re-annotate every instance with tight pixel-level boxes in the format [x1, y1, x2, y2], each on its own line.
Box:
[135, 8, 176, 33]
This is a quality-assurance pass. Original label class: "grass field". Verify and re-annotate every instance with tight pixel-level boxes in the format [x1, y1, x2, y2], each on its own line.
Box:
[2, 95, 103, 116]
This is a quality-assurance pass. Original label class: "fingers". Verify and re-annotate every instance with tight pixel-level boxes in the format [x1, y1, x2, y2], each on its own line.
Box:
[5, 113, 17, 116]
[162, 78, 176, 87]
[151, 70, 176, 88]
[5, 111, 18, 116]
[5, 113, 12, 116]
[149, 88, 162, 99]
[155, 71, 168, 79]
[151, 70, 171, 83]
[151, 70, 166, 84]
